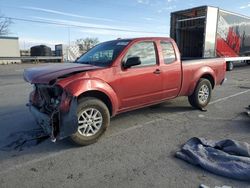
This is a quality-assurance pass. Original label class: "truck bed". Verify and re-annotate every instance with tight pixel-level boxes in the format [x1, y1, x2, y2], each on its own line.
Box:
[179, 58, 226, 96]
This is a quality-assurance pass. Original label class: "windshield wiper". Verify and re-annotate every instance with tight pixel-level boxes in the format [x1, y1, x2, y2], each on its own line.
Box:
[76, 61, 111, 67]
[76, 61, 91, 65]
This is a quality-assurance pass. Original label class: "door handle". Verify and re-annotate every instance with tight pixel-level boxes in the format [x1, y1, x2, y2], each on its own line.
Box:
[153, 69, 161, 74]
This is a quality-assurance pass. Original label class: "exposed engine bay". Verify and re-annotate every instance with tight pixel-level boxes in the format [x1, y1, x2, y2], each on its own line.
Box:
[33, 84, 63, 114]
[29, 84, 78, 141]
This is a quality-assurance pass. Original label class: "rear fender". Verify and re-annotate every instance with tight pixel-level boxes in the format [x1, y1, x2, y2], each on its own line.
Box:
[187, 66, 216, 96]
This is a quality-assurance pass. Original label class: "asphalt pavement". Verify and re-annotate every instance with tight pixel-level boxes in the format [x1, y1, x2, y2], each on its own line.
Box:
[0, 63, 250, 188]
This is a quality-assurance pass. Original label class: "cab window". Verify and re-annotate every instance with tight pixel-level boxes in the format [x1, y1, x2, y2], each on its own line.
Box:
[160, 42, 176, 64]
[123, 41, 157, 67]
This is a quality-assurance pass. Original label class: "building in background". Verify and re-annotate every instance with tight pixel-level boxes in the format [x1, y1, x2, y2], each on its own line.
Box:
[20, 50, 30, 57]
[20, 50, 31, 63]
[0, 36, 20, 64]
[30, 45, 52, 56]
[0, 37, 80, 64]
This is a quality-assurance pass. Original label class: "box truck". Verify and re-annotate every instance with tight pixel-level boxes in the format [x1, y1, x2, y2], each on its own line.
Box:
[170, 6, 250, 71]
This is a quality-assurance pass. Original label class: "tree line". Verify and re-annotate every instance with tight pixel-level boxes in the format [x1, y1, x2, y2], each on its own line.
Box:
[0, 13, 11, 36]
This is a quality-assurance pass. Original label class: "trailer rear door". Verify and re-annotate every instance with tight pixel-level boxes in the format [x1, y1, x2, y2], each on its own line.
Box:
[170, 6, 218, 59]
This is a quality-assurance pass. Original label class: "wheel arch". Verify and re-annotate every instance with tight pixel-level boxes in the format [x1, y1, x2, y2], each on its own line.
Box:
[200, 74, 215, 89]
[187, 66, 216, 96]
[62, 78, 119, 116]
[78, 90, 113, 116]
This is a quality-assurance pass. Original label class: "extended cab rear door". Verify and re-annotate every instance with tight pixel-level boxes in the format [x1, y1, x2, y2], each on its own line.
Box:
[117, 41, 164, 110]
[159, 41, 182, 98]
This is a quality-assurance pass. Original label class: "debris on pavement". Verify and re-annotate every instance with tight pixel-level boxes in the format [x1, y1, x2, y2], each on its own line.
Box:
[176, 137, 250, 181]
[200, 184, 232, 188]
[246, 105, 250, 117]
[200, 185, 210, 188]
[247, 111, 250, 116]
[0, 128, 49, 151]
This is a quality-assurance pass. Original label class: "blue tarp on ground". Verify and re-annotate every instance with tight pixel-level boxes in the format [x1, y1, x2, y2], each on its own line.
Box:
[176, 137, 250, 181]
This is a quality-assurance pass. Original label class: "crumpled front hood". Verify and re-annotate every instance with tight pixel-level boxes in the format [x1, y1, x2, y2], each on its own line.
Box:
[23, 63, 102, 84]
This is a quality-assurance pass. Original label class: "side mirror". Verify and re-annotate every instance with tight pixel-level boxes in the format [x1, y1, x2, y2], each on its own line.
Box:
[123, 56, 141, 68]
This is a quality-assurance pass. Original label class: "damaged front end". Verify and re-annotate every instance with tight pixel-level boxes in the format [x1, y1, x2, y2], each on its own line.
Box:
[28, 84, 78, 142]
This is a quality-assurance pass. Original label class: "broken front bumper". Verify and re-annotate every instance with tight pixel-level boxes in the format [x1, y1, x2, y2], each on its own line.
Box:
[29, 97, 78, 141]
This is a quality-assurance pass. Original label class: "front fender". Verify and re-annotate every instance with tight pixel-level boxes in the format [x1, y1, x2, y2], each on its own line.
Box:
[58, 78, 119, 115]
[187, 66, 216, 96]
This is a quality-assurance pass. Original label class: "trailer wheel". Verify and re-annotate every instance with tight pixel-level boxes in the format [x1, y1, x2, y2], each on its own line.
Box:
[226, 62, 234, 71]
[188, 78, 212, 110]
[70, 97, 110, 146]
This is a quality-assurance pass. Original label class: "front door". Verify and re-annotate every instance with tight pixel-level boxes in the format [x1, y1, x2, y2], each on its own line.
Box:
[117, 41, 164, 110]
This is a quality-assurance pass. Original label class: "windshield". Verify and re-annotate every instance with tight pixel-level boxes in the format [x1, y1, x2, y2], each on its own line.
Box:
[76, 40, 131, 67]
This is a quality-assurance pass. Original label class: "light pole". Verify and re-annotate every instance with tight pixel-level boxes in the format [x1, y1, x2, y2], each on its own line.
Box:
[66, 26, 71, 62]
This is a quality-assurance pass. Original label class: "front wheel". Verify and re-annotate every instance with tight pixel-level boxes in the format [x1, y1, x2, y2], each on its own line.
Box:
[70, 97, 110, 146]
[188, 78, 212, 110]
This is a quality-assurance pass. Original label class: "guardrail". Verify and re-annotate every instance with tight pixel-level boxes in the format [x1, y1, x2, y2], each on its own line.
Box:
[0, 56, 62, 60]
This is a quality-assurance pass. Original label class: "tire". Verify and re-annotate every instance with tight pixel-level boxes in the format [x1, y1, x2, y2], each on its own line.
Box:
[226, 62, 234, 71]
[188, 78, 212, 110]
[246, 60, 250, 65]
[70, 97, 110, 146]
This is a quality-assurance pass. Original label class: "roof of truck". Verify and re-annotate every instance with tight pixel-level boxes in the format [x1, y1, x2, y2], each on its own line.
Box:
[0, 36, 19, 40]
[113, 37, 171, 41]
[171, 5, 250, 20]
[171, 5, 209, 14]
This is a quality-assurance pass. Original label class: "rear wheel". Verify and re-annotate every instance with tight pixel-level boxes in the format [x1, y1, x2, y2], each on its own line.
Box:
[70, 97, 110, 146]
[188, 78, 212, 110]
[226, 62, 234, 71]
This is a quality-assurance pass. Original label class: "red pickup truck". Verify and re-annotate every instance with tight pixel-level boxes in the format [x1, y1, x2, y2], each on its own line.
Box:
[24, 37, 226, 145]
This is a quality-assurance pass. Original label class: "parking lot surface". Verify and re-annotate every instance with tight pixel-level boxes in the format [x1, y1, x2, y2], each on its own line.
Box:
[0, 63, 250, 188]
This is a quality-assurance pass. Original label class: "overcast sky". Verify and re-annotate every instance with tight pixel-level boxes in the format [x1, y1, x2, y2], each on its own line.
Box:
[1, 0, 250, 49]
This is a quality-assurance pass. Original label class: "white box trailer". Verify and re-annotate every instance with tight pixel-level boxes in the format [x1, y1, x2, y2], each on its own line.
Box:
[170, 6, 250, 71]
[55, 44, 81, 63]
[0, 36, 20, 64]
